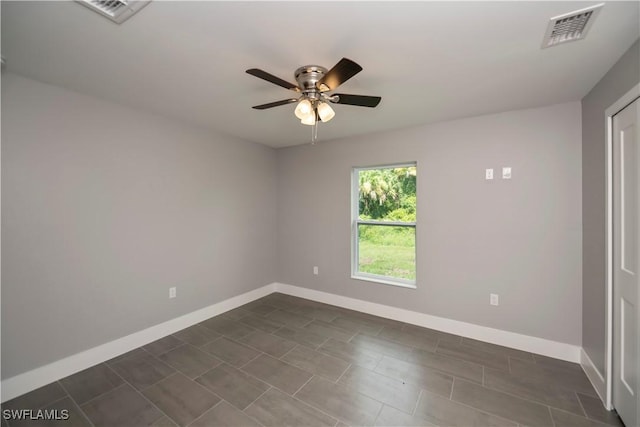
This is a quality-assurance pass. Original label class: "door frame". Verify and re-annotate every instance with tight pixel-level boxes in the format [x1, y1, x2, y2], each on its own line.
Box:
[605, 83, 640, 411]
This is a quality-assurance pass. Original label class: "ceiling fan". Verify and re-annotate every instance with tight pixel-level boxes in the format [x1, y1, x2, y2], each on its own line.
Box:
[246, 58, 381, 142]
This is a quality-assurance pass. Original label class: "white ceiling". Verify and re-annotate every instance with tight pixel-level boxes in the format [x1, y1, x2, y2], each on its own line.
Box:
[2, 1, 638, 148]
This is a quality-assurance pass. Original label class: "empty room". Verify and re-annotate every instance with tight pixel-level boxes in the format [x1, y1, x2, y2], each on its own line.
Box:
[1, 1, 639, 426]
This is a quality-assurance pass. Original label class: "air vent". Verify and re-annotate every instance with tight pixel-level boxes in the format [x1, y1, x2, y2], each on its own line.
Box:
[542, 3, 604, 48]
[77, 0, 151, 24]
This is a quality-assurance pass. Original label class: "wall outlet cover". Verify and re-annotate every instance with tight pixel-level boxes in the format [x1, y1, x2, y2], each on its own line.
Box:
[485, 168, 494, 180]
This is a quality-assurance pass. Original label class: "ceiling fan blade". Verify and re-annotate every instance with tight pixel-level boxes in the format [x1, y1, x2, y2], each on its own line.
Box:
[252, 98, 299, 110]
[316, 58, 363, 91]
[332, 94, 381, 108]
[246, 68, 300, 92]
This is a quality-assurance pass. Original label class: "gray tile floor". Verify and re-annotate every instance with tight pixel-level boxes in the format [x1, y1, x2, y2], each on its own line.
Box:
[2, 293, 625, 427]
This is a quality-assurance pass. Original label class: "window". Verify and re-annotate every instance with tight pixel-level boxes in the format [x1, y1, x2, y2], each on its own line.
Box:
[352, 163, 417, 288]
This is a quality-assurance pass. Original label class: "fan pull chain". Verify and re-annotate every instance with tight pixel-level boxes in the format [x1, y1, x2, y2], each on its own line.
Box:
[311, 109, 319, 144]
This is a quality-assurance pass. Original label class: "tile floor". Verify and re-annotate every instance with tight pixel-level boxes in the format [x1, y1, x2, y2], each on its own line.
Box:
[2, 293, 624, 427]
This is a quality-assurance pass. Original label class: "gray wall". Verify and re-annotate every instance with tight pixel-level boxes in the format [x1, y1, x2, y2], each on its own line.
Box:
[277, 102, 582, 344]
[581, 39, 640, 374]
[1, 74, 278, 379]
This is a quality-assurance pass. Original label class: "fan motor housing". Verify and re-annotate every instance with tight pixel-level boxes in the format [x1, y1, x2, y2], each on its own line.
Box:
[294, 65, 327, 93]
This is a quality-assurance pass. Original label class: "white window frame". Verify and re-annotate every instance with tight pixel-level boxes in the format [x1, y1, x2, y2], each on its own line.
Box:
[351, 163, 417, 289]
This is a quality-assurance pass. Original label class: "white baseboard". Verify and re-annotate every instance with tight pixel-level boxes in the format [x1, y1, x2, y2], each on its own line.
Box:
[274, 282, 582, 363]
[3, 281, 584, 403]
[580, 348, 609, 409]
[1, 283, 277, 403]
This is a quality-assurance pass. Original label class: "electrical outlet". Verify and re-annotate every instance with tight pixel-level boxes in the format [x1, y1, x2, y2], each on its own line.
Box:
[490, 293, 499, 306]
[485, 168, 494, 180]
[313, 266, 319, 275]
[169, 287, 176, 299]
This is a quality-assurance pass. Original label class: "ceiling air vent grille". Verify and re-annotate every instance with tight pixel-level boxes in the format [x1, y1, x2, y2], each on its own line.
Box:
[77, 0, 151, 24]
[542, 3, 604, 48]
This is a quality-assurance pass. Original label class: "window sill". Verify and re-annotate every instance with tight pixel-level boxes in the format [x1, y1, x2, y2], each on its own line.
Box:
[351, 274, 417, 289]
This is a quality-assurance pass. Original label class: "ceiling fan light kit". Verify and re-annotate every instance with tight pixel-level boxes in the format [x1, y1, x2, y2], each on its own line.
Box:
[300, 111, 317, 126]
[246, 58, 381, 142]
[317, 102, 335, 123]
[294, 99, 313, 120]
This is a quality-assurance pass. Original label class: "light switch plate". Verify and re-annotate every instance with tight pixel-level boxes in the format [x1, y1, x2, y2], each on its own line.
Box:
[502, 167, 512, 179]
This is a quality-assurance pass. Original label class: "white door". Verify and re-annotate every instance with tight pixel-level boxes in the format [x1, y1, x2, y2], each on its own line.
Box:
[613, 97, 639, 427]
